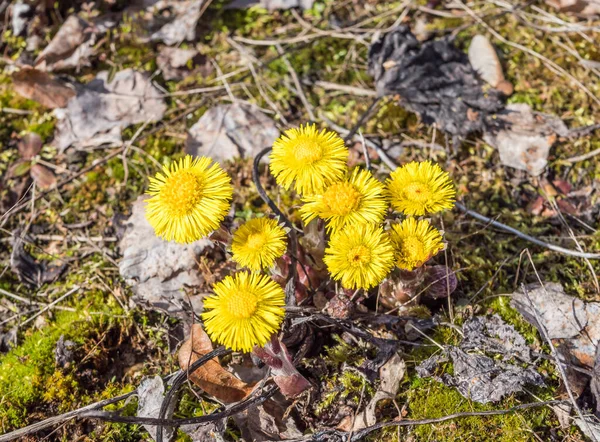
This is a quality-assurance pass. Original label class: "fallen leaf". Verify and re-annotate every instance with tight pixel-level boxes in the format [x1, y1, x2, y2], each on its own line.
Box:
[119, 197, 212, 317]
[233, 396, 304, 441]
[150, 0, 208, 46]
[10, 233, 67, 287]
[186, 103, 280, 164]
[353, 353, 405, 430]
[11, 1, 31, 37]
[546, 0, 600, 16]
[468, 34, 513, 95]
[53, 69, 167, 151]
[157, 46, 205, 81]
[510, 282, 600, 368]
[181, 420, 226, 442]
[17, 133, 42, 160]
[137, 376, 176, 442]
[368, 26, 505, 137]
[417, 315, 544, 403]
[178, 324, 254, 403]
[35, 15, 96, 71]
[30, 164, 57, 189]
[12, 68, 76, 109]
[483, 103, 569, 176]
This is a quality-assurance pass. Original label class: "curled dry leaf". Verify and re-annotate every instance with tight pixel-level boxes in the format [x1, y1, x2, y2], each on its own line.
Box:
[352, 352, 405, 430]
[12, 68, 76, 109]
[178, 324, 254, 404]
[35, 15, 95, 71]
[468, 35, 513, 95]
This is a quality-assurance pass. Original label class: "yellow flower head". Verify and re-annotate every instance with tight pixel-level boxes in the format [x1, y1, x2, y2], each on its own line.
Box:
[201, 272, 286, 352]
[299, 168, 388, 233]
[269, 124, 348, 195]
[145, 155, 233, 243]
[232, 218, 288, 271]
[390, 218, 444, 271]
[324, 223, 395, 290]
[386, 161, 455, 216]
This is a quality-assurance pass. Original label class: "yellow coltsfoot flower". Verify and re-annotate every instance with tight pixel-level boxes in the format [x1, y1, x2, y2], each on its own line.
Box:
[300, 168, 388, 233]
[232, 218, 288, 271]
[390, 218, 444, 271]
[269, 124, 348, 195]
[201, 272, 286, 353]
[324, 223, 395, 290]
[145, 155, 233, 243]
[386, 161, 455, 216]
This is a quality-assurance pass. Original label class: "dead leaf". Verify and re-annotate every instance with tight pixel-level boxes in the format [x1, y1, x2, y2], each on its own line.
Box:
[157, 46, 204, 81]
[417, 315, 544, 403]
[186, 103, 280, 165]
[10, 234, 67, 287]
[35, 15, 96, 71]
[546, 0, 600, 16]
[178, 324, 254, 403]
[12, 68, 76, 109]
[150, 0, 208, 46]
[30, 164, 57, 189]
[468, 34, 513, 95]
[510, 282, 600, 368]
[11, 1, 31, 37]
[53, 69, 167, 151]
[119, 197, 212, 317]
[233, 396, 304, 441]
[483, 103, 569, 176]
[18, 133, 42, 160]
[137, 376, 176, 442]
[353, 353, 405, 430]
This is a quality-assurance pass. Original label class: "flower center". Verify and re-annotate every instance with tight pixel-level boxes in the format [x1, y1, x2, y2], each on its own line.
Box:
[403, 181, 432, 203]
[161, 170, 204, 217]
[226, 291, 258, 319]
[322, 182, 362, 216]
[401, 237, 426, 261]
[245, 232, 268, 251]
[347, 245, 372, 267]
[294, 139, 323, 164]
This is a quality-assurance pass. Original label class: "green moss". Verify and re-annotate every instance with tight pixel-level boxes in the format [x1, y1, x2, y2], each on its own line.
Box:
[388, 378, 552, 441]
[0, 293, 124, 430]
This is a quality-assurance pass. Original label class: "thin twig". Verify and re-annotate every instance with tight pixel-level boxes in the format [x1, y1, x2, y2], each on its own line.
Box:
[156, 347, 230, 442]
[251, 147, 299, 232]
[343, 97, 382, 144]
[456, 202, 600, 259]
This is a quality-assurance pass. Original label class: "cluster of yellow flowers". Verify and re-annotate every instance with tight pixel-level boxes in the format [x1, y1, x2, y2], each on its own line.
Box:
[269, 124, 455, 289]
[144, 124, 455, 353]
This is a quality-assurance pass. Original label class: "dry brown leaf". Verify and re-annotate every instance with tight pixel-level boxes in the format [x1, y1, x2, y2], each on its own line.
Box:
[13, 68, 75, 109]
[30, 164, 57, 190]
[35, 15, 93, 70]
[178, 324, 254, 403]
[546, 0, 600, 16]
[18, 133, 42, 160]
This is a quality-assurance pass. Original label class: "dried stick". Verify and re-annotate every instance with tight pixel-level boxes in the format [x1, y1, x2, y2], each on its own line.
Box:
[456, 202, 600, 259]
